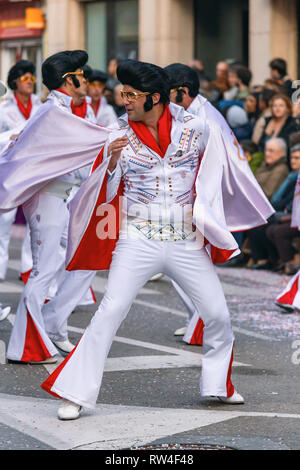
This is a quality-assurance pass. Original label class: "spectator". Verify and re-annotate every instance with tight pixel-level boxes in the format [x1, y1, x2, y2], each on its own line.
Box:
[247, 138, 294, 270]
[269, 58, 293, 97]
[189, 59, 211, 82]
[209, 61, 229, 101]
[224, 65, 252, 102]
[240, 140, 264, 174]
[104, 57, 123, 106]
[255, 137, 290, 200]
[264, 78, 288, 95]
[106, 57, 122, 90]
[251, 88, 276, 144]
[224, 104, 253, 141]
[223, 64, 239, 100]
[244, 91, 261, 125]
[258, 93, 299, 158]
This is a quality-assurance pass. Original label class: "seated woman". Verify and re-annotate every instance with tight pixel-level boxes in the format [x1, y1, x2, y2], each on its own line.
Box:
[258, 94, 299, 163]
[247, 143, 300, 271]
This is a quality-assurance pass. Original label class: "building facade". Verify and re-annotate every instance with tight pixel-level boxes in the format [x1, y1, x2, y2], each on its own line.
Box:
[0, 0, 299, 95]
[0, 0, 45, 93]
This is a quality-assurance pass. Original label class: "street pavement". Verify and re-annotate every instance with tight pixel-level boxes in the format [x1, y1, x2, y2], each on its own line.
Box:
[0, 227, 300, 451]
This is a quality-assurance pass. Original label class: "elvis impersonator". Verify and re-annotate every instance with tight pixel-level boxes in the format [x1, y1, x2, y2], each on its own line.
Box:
[0, 79, 12, 323]
[38, 59, 274, 420]
[0, 60, 41, 282]
[275, 170, 300, 313]
[162, 63, 274, 345]
[0, 51, 112, 364]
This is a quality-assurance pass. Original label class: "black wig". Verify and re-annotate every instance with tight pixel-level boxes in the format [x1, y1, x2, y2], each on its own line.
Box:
[42, 50, 88, 91]
[164, 63, 200, 102]
[117, 59, 170, 111]
[8, 60, 35, 90]
[89, 69, 108, 84]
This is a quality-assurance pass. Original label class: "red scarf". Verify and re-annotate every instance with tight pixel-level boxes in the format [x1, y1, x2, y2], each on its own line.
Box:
[56, 89, 88, 119]
[14, 93, 32, 120]
[128, 105, 172, 158]
[90, 98, 101, 117]
[56, 88, 70, 97]
[71, 99, 88, 119]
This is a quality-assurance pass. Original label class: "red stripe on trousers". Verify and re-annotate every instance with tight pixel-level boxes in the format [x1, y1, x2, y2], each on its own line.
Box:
[226, 348, 235, 398]
[41, 341, 80, 399]
[20, 269, 32, 284]
[90, 286, 97, 303]
[190, 318, 204, 346]
[277, 276, 299, 306]
[21, 310, 52, 362]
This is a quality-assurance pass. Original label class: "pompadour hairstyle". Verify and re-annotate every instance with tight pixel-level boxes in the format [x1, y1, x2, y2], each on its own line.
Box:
[42, 50, 88, 91]
[8, 60, 35, 90]
[164, 63, 200, 98]
[117, 59, 170, 108]
[89, 69, 108, 84]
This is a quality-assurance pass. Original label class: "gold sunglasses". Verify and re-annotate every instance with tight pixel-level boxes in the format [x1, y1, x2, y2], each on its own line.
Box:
[20, 74, 36, 84]
[61, 70, 84, 79]
[170, 86, 184, 94]
[120, 90, 151, 102]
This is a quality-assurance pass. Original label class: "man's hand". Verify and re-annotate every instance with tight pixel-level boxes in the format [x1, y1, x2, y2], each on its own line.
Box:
[107, 137, 128, 173]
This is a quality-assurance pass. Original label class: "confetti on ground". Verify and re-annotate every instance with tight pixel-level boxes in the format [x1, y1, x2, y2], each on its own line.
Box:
[217, 267, 300, 340]
[131, 443, 234, 450]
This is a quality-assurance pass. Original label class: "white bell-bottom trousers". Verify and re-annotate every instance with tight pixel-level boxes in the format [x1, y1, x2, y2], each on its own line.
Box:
[42, 236, 235, 408]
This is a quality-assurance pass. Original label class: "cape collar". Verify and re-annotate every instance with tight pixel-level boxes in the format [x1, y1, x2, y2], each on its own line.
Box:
[49, 89, 73, 110]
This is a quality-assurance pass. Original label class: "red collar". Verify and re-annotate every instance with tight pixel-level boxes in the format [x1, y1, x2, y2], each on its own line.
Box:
[71, 99, 88, 119]
[90, 98, 101, 116]
[14, 93, 32, 120]
[56, 88, 70, 97]
[128, 105, 172, 158]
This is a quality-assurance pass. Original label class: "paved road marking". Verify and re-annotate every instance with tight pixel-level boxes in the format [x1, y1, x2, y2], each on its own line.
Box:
[0, 393, 300, 450]
[2, 257, 280, 351]
[0, 340, 6, 365]
[44, 326, 250, 374]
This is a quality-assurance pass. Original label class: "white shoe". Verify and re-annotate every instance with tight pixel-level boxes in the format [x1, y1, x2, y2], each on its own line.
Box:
[174, 326, 187, 336]
[52, 339, 75, 354]
[0, 306, 11, 322]
[217, 391, 244, 404]
[58, 399, 82, 420]
[8, 356, 58, 365]
[275, 301, 295, 313]
[149, 273, 164, 281]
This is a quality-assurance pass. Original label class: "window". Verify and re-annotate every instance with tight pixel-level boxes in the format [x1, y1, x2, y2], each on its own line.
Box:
[85, 0, 138, 71]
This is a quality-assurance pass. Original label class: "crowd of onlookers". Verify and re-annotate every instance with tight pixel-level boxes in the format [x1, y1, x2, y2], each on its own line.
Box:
[191, 57, 300, 274]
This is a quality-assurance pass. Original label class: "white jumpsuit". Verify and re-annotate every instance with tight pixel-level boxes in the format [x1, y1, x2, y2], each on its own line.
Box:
[42, 104, 236, 406]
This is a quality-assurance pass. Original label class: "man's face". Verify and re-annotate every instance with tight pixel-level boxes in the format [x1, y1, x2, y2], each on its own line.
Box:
[270, 68, 280, 80]
[290, 151, 300, 171]
[228, 71, 238, 88]
[88, 81, 105, 101]
[216, 62, 228, 80]
[73, 68, 88, 98]
[15, 72, 35, 95]
[169, 87, 190, 110]
[121, 84, 149, 121]
[265, 141, 285, 165]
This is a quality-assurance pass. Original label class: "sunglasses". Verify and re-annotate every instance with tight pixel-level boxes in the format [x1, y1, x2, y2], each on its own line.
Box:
[120, 90, 151, 102]
[19, 74, 36, 84]
[61, 70, 84, 79]
[170, 87, 185, 94]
